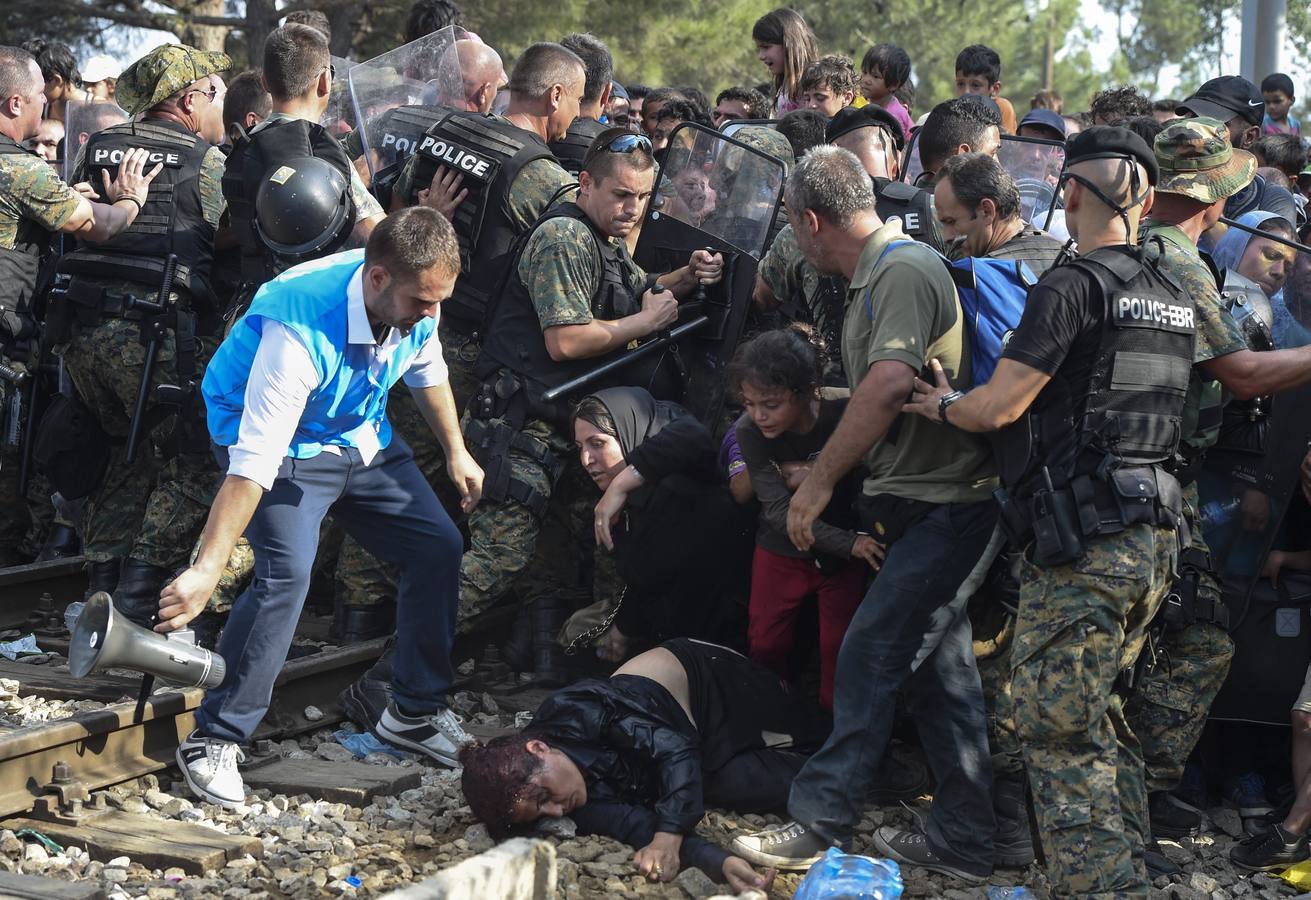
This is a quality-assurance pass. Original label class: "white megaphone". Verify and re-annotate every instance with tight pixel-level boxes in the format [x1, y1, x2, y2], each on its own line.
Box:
[69, 592, 226, 689]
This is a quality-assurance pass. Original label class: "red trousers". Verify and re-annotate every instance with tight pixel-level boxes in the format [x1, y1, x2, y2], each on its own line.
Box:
[747, 545, 867, 709]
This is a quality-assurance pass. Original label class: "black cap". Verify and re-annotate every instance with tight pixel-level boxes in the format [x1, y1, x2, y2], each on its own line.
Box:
[1017, 108, 1067, 140]
[1177, 76, 1264, 127]
[1064, 125, 1159, 186]
[825, 104, 905, 151]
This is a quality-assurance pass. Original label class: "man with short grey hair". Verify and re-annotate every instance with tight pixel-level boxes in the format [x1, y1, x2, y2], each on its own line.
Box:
[733, 145, 999, 882]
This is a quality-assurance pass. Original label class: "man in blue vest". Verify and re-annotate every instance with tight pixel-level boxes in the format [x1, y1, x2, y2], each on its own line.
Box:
[155, 205, 484, 809]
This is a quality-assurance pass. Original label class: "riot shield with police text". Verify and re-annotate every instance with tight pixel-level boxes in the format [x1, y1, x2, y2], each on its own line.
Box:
[348, 26, 463, 178]
[1198, 222, 1311, 616]
[63, 100, 130, 185]
[635, 123, 786, 424]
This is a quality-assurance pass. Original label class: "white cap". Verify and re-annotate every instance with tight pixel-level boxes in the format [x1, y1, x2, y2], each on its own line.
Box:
[82, 55, 122, 84]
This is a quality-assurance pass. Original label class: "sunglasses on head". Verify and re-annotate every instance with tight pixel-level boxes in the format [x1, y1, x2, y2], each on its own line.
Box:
[597, 133, 652, 154]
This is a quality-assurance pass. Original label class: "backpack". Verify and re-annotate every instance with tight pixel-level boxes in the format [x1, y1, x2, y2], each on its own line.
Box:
[875, 241, 1035, 385]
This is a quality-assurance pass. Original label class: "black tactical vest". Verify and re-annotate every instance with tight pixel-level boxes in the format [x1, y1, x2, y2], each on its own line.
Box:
[0, 138, 51, 315]
[873, 177, 945, 255]
[58, 119, 214, 300]
[476, 202, 653, 416]
[990, 227, 1067, 277]
[548, 116, 607, 178]
[1001, 244, 1196, 495]
[408, 112, 559, 332]
[222, 117, 355, 285]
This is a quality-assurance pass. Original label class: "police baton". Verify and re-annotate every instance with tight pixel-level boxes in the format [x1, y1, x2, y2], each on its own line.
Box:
[124, 254, 178, 464]
[541, 315, 710, 404]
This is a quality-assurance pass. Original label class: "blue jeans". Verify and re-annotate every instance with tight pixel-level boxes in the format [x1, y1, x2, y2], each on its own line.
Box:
[196, 438, 462, 743]
[788, 501, 997, 870]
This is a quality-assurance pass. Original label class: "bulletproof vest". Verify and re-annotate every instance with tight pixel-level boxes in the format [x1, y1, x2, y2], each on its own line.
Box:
[222, 117, 355, 285]
[57, 119, 214, 300]
[0, 137, 50, 314]
[476, 202, 653, 420]
[375, 105, 449, 161]
[1001, 244, 1196, 494]
[788, 272, 847, 387]
[873, 177, 945, 255]
[408, 112, 558, 332]
[548, 116, 607, 178]
[990, 228, 1066, 277]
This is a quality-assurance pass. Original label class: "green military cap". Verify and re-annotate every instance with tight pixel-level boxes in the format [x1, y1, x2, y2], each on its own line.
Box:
[1154, 116, 1256, 204]
[117, 44, 231, 117]
[731, 125, 795, 169]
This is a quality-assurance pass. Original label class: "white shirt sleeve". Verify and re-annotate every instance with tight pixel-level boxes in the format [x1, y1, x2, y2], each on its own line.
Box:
[226, 322, 321, 491]
[400, 315, 450, 389]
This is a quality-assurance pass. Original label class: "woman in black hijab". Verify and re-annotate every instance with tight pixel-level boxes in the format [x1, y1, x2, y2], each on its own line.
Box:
[572, 387, 752, 659]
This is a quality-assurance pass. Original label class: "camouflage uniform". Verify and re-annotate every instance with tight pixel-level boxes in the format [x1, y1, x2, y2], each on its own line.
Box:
[335, 133, 575, 622]
[1013, 524, 1179, 896]
[1124, 120, 1256, 797]
[458, 214, 643, 628]
[0, 144, 82, 563]
[758, 223, 847, 383]
[59, 46, 229, 572]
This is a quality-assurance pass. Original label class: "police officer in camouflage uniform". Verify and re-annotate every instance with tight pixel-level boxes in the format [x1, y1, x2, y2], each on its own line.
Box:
[330, 43, 586, 645]
[0, 45, 162, 565]
[53, 44, 229, 631]
[461, 129, 721, 630]
[905, 127, 1192, 896]
[1129, 118, 1311, 844]
[549, 34, 613, 178]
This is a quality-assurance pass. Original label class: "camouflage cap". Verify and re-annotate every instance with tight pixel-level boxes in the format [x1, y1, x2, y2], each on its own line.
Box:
[116, 44, 231, 116]
[731, 126, 795, 170]
[1154, 116, 1256, 204]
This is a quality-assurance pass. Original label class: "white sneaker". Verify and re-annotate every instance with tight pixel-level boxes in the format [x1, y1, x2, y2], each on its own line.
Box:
[375, 702, 471, 767]
[176, 730, 246, 809]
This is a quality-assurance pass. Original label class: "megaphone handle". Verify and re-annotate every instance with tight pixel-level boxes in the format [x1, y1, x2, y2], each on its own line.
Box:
[132, 673, 156, 724]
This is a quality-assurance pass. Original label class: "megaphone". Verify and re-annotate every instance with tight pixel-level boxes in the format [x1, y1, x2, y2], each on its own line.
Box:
[69, 592, 226, 689]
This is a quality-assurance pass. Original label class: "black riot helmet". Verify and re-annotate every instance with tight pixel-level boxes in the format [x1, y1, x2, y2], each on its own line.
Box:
[254, 156, 355, 260]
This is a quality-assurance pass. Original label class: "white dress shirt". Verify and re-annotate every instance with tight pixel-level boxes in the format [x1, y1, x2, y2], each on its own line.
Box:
[227, 267, 448, 490]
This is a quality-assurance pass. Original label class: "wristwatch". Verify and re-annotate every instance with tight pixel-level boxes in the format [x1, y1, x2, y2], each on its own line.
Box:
[938, 389, 965, 425]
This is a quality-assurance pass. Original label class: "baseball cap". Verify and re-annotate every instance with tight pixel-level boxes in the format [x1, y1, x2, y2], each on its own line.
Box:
[116, 44, 231, 116]
[1177, 76, 1264, 127]
[1153, 116, 1255, 204]
[1017, 108, 1066, 140]
[1064, 125, 1159, 186]
[82, 55, 121, 84]
[825, 104, 905, 151]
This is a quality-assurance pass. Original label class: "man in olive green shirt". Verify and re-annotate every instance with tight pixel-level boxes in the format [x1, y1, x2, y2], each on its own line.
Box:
[732, 145, 999, 881]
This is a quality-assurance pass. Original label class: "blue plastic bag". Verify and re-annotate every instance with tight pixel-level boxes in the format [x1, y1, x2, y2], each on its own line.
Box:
[793, 847, 904, 899]
[986, 888, 1036, 899]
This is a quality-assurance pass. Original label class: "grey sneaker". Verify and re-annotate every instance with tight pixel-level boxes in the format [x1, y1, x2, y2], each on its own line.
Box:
[176, 730, 247, 809]
[871, 826, 990, 884]
[730, 820, 829, 871]
[375, 702, 471, 767]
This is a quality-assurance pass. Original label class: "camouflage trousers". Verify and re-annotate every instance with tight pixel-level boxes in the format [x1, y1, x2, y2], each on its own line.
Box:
[457, 413, 618, 634]
[0, 444, 61, 564]
[1012, 523, 1178, 899]
[60, 315, 217, 569]
[1125, 482, 1233, 795]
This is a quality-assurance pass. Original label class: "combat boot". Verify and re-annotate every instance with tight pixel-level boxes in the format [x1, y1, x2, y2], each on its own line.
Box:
[529, 593, 571, 688]
[993, 770, 1036, 867]
[36, 524, 81, 561]
[84, 558, 122, 599]
[500, 605, 533, 674]
[331, 598, 396, 645]
[111, 558, 172, 629]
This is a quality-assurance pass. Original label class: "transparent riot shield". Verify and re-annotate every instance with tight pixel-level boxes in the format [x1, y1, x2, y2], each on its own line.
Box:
[998, 134, 1064, 229]
[635, 122, 785, 424]
[1199, 222, 1311, 604]
[720, 118, 777, 139]
[348, 26, 463, 179]
[321, 55, 357, 138]
[900, 129, 928, 187]
[62, 100, 130, 185]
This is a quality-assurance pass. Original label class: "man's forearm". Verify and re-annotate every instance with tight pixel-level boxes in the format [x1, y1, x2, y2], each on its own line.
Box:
[656, 265, 698, 299]
[544, 315, 652, 360]
[410, 382, 466, 457]
[77, 200, 137, 242]
[192, 474, 264, 574]
[810, 361, 911, 488]
[1204, 346, 1311, 400]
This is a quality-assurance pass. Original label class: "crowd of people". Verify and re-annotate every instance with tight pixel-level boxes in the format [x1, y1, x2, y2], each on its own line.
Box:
[2, 4, 1311, 897]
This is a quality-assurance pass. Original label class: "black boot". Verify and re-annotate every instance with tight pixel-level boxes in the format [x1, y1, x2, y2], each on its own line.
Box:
[111, 558, 172, 629]
[529, 593, 570, 688]
[85, 558, 122, 599]
[332, 602, 396, 644]
[993, 770, 1036, 867]
[501, 605, 533, 673]
[36, 525, 81, 562]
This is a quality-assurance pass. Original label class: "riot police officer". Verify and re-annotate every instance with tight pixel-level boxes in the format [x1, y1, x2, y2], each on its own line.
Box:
[52, 44, 230, 628]
[549, 33, 614, 177]
[461, 129, 722, 633]
[903, 127, 1191, 896]
[0, 45, 160, 565]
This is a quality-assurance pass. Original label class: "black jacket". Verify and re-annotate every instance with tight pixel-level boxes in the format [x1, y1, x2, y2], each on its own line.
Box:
[527, 676, 730, 878]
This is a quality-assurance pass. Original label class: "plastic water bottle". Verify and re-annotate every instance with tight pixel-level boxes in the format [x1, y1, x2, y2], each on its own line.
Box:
[1200, 497, 1241, 531]
[986, 888, 1036, 899]
[792, 847, 904, 899]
